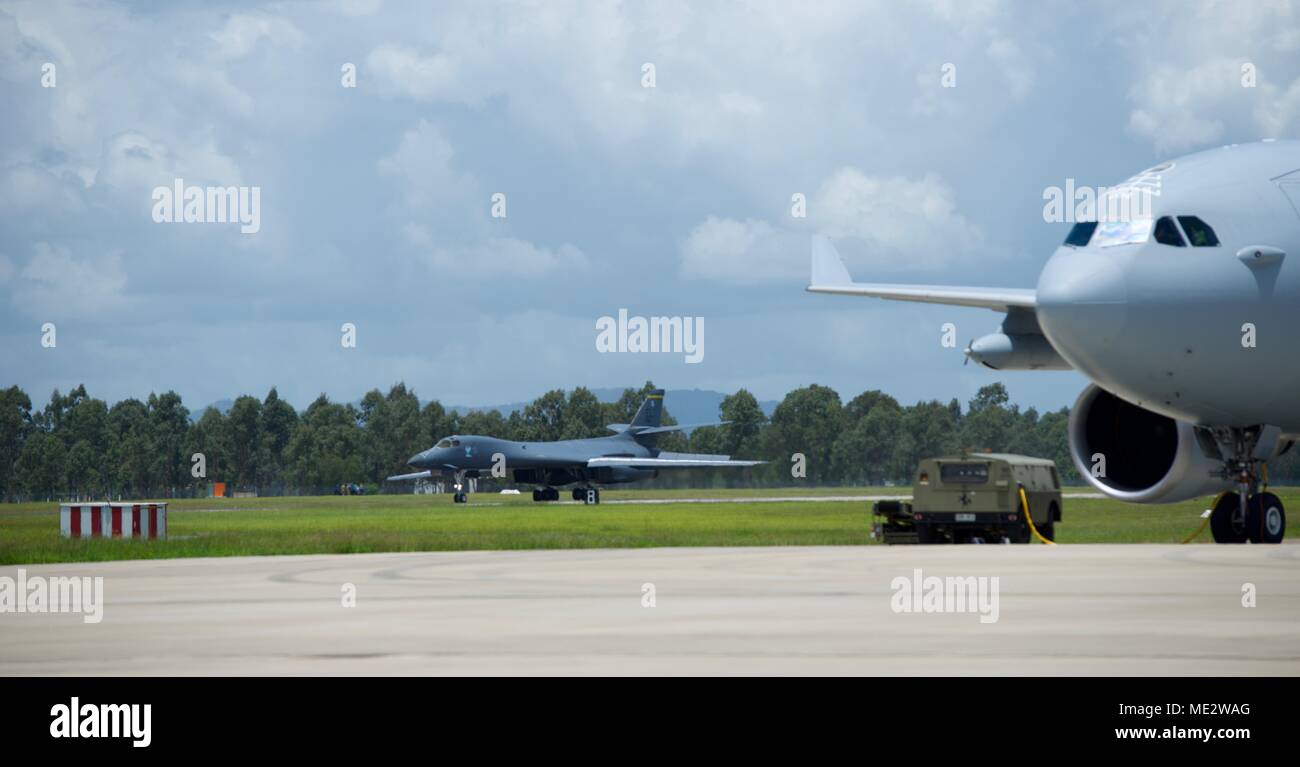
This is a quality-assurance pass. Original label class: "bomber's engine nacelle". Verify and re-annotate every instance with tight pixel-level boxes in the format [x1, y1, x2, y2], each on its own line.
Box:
[1068, 385, 1235, 503]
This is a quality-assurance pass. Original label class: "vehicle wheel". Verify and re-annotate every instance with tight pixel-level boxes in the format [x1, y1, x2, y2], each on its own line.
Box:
[1035, 522, 1055, 542]
[915, 525, 932, 544]
[1211, 493, 1249, 543]
[572, 488, 584, 501]
[532, 489, 543, 502]
[1246, 492, 1285, 544]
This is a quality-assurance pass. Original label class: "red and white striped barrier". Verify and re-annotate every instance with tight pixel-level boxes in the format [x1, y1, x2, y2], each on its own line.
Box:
[59, 503, 168, 540]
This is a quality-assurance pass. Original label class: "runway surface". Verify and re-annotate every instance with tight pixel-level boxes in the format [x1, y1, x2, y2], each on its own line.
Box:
[2, 544, 1298, 675]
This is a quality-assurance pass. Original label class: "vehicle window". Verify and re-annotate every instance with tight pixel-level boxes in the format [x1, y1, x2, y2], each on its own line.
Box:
[1178, 216, 1219, 246]
[1092, 218, 1152, 248]
[1153, 216, 1186, 246]
[435, 439, 452, 449]
[451, 439, 461, 447]
[940, 463, 989, 484]
[1064, 221, 1097, 247]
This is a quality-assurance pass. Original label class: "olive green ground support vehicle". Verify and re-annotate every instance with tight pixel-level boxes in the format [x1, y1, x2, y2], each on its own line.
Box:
[873, 453, 1062, 544]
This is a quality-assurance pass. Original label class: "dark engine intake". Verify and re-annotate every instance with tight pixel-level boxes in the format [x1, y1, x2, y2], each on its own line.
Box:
[1068, 384, 1233, 503]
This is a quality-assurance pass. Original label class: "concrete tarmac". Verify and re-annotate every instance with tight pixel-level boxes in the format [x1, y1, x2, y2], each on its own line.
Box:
[2, 544, 1297, 675]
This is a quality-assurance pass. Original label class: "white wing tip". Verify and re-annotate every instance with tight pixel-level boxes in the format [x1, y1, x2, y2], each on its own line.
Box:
[810, 235, 853, 287]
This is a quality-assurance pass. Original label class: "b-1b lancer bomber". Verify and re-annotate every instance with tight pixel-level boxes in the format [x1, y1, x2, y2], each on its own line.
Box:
[387, 390, 762, 504]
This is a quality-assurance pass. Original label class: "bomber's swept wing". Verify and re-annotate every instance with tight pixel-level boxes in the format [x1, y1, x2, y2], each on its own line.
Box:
[386, 470, 433, 481]
[588, 451, 764, 469]
[805, 235, 1036, 312]
[631, 421, 731, 436]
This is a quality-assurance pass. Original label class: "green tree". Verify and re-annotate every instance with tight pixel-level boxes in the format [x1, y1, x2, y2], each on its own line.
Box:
[16, 431, 66, 499]
[766, 384, 843, 484]
[560, 387, 604, 439]
[961, 383, 1015, 451]
[226, 395, 263, 488]
[64, 440, 101, 498]
[186, 407, 233, 491]
[0, 386, 33, 501]
[719, 389, 767, 458]
[284, 396, 364, 491]
[258, 387, 299, 489]
[521, 389, 567, 441]
[107, 398, 151, 495]
[148, 391, 190, 491]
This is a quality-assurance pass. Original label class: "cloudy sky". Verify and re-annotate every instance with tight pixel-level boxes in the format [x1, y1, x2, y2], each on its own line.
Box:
[2, 0, 1297, 412]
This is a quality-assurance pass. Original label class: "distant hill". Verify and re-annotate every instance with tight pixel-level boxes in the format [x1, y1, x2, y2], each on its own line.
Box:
[194, 388, 777, 427]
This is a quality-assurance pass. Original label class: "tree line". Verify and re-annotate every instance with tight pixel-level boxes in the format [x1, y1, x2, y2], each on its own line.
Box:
[4, 380, 1298, 501]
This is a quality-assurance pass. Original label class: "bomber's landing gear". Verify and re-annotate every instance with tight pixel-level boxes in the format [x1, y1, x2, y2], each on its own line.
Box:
[450, 473, 469, 504]
[1208, 427, 1286, 544]
[572, 487, 601, 505]
[532, 487, 560, 502]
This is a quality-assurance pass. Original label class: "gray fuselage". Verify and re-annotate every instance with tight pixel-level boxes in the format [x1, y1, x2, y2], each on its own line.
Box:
[1035, 140, 1300, 435]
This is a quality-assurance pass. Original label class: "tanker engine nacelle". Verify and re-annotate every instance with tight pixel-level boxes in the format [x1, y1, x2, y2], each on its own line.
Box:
[1066, 384, 1288, 504]
[963, 307, 1071, 371]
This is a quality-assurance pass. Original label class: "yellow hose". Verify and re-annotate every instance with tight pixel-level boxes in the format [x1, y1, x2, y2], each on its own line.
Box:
[1018, 485, 1056, 545]
[1183, 491, 1229, 544]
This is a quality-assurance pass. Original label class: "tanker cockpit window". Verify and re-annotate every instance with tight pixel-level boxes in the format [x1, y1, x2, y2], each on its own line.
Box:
[1153, 216, 1186, 246]
[940, 463, 989, 484]
[1064, 221, 1097, 247]
[1178, 216, 1220, 247]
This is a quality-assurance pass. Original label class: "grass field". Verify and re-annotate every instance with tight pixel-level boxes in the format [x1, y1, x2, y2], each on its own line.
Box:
[1, 485, 1288, 565]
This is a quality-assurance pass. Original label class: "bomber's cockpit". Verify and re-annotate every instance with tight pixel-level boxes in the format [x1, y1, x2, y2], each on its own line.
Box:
[435, 437, 462, 449]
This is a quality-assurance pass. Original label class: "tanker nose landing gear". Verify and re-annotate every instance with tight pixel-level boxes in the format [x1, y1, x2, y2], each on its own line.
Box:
[1209, 429, 1286, 544]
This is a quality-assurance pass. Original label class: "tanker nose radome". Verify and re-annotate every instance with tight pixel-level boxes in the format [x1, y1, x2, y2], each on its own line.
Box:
[1035, 249, 1130, 373]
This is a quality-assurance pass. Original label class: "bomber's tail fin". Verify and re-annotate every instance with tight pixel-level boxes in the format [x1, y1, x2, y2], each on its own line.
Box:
[628, 389, 665, 430]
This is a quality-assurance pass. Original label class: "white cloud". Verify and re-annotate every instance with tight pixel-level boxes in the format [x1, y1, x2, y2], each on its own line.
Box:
[10, 243, 128, 320]
[379, 120, 585, 276]
[679, 217, 803, 284]
[97, 131, 243, 194]
[210, 13, 304, 60]
[1119, 1, 1300, 152]
[0, 164, 83, 214]
[334, 0, 384, 17]
[680, 167, 985, 284]
[811, 168, 983, 270]
[367, 44, 475, 104]
[426, 237, 587, 276]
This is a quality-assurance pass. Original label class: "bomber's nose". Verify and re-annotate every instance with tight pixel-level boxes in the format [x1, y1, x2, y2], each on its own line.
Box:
[408, 451, 428, 468]
[1035, 247, 1130, 373]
